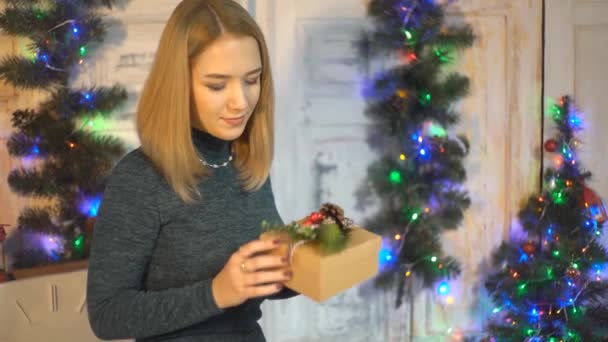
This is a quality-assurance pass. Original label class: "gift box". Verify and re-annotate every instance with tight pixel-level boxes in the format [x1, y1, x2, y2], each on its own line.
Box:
[260, 204, 381, 302]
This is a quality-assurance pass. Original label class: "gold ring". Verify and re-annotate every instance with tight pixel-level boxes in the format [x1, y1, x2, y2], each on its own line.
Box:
[240, 262, 247, 272]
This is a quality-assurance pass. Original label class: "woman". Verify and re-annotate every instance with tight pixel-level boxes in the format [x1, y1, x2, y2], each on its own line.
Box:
[86, 1, 297, 341]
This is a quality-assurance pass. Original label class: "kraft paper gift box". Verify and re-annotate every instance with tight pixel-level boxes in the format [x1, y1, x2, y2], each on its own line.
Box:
[260, 225, 381, 303]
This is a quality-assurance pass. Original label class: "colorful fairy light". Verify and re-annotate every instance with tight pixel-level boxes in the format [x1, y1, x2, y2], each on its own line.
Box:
[437, 281, 450, 295]
[78, 194, 102, 217]
[390, 170, 402, 184]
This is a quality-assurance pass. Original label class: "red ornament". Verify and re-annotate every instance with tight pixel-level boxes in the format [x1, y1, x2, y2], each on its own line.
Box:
[583, 186, 607, 224]
[309, 212, 324, 224]
[522, 242, 536, 254]
[544, 139, 558, 152]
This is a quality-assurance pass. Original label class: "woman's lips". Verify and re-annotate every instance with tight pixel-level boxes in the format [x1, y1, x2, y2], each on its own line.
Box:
[222, 116, 245, 126]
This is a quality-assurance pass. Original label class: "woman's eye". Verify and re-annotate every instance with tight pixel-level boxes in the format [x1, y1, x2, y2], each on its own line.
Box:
[206, 84, 225, 91]
[245, 78, 260, 85]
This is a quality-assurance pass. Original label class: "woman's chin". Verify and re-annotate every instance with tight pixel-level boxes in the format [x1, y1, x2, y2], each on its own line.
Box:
[213, 126, 246, 141]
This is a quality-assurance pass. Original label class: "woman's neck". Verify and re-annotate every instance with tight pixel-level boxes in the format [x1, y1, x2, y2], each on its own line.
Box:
[191, 127, 232, 163]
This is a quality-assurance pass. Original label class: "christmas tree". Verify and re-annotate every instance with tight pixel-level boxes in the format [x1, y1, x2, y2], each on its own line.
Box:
[484, 96, 608, 341]
[0, 0, 127, 270]
[356, 0, 475, 307]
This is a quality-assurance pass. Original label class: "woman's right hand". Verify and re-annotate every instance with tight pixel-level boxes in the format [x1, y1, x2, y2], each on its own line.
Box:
[211, 238, 292, 309]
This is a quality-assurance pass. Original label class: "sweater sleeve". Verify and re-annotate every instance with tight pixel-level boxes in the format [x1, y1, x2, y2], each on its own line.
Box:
[86, 152, 223, 340]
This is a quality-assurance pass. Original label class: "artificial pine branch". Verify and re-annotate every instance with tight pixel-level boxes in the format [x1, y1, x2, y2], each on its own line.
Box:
[1, 0, 127, 270]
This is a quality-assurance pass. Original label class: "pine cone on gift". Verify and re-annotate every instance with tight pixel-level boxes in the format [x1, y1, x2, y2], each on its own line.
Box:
[319, 203, 353, 232]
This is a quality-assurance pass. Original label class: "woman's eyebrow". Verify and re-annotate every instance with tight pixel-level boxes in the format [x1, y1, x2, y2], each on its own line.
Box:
[203, 67, 262, 79]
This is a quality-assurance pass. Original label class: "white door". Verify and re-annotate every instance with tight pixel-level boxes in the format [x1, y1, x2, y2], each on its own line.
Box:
[254, 0, 543, 341]
[545, 0, 608, 210]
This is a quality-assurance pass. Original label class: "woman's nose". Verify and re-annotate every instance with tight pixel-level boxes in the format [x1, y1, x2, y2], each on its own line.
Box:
[227, 82, 247, 111]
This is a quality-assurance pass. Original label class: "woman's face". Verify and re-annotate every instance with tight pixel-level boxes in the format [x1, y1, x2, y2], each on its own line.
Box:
[190, 33, 262, 141]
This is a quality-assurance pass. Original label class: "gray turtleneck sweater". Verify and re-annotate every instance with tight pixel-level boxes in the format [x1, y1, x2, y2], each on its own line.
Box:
[86, 128, 297, 342]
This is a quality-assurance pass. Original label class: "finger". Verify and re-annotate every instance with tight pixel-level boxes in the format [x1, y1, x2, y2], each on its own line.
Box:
[244, 269, 292, 286]
[239, 239, 286, 259]
[246, 254, 288, 272]
[245, 283, 284, 298]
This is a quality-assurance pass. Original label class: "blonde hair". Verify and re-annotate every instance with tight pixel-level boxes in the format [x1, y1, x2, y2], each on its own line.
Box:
[136, 0, 274, 204]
